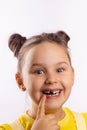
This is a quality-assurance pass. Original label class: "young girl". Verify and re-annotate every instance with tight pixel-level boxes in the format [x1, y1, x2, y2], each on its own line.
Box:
[0, 30, 87, 130]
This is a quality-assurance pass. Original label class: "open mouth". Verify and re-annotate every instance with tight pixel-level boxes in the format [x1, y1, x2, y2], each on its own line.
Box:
[42, 89, 63, 97]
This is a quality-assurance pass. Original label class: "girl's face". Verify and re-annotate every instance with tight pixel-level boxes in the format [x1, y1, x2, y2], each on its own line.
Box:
[20, 42, 74, 111]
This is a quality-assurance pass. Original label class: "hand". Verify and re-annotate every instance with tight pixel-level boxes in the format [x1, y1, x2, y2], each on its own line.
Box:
[31, 95, 60, 130]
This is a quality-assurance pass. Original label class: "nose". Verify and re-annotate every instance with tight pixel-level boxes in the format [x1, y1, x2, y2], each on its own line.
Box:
[45, 73, 58, 85]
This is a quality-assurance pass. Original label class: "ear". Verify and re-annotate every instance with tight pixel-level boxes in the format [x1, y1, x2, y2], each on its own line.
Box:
[15, 73, 26, 91]
[71, 67, 75, 86]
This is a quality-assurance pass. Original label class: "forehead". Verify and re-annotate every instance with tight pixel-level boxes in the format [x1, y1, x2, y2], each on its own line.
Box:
[24, 41, 70, 65]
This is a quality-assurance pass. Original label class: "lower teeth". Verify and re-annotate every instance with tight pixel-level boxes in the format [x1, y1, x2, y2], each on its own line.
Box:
[47, 93, 59, 96]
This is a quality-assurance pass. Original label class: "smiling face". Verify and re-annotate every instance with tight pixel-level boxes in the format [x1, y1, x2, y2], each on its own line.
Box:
[18, 41, 74, 111]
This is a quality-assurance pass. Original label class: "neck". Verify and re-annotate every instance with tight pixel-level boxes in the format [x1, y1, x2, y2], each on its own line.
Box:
[45, 107, 65, 121]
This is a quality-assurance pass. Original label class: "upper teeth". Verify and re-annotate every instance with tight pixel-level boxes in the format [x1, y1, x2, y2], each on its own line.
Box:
[43, 90, 61, 95]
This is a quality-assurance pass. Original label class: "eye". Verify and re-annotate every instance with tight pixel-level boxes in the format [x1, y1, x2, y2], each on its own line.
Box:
[34, 70, 44, 74]
[57, 68, 64, 73]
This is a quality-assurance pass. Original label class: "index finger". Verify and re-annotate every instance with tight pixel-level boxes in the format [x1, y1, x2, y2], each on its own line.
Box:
[36, 95, 46, 119]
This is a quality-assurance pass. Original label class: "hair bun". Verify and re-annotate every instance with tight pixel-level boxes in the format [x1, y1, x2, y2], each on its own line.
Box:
[8, 33, 27, 57]
[56, 31, 70, 44]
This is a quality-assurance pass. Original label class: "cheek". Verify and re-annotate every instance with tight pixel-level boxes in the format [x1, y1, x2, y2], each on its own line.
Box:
[25, 76, 43, 93]
[25, 77, 44, 103]
[62, 73, 74, 89]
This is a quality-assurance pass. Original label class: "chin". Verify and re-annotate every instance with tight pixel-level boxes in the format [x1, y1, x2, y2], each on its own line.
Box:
[45, 104, 61, 113]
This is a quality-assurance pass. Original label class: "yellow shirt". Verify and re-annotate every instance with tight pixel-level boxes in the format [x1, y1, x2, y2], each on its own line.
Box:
[0, 107, 87, 130]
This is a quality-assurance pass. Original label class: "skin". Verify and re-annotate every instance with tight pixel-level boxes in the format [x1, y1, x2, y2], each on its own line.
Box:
[15, 41, 74, 130]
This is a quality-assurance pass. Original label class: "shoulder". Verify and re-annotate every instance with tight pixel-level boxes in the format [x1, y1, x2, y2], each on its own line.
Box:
[81, 112, 87, 126]
[64, 107, 87, 129]
[64, 107, 87, 118]
[82, 112, 87, 119]
[0, 112, 34, 130]
[0, 124, 12, 130]
[18, 112, 34, 129]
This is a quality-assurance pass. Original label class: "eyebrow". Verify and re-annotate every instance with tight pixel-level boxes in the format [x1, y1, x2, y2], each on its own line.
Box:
[57, 62, 69, 66]
[31, 63, 43, 68]
[31, 62, 69, 67]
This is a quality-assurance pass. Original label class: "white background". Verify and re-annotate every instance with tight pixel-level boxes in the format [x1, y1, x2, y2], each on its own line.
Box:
[0, 0, 87, 123]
